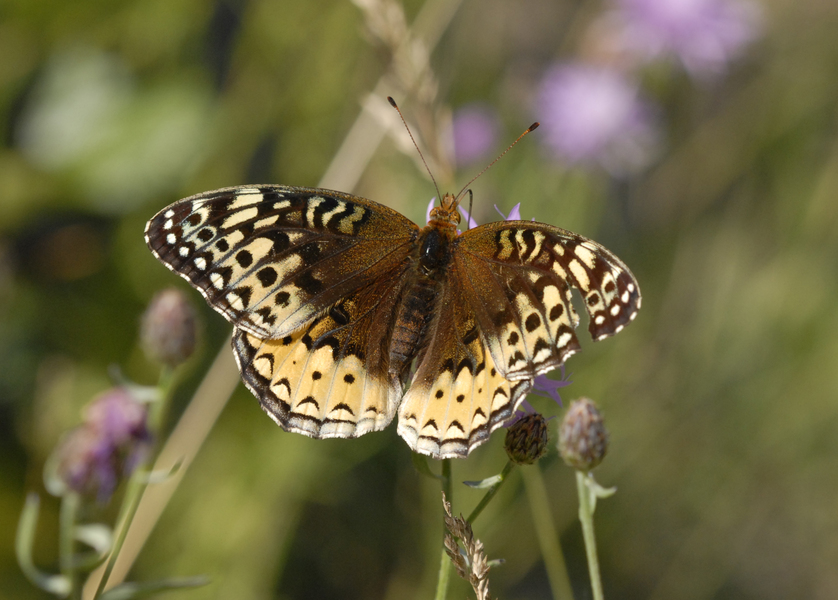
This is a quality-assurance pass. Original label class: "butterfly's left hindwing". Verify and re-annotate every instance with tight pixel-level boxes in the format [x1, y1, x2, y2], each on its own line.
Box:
[145, 185, 418, 339]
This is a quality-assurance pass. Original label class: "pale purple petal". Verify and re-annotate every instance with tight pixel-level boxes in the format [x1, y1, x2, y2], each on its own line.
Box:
[537, 63, 659, 174]
[458, 205, 479, 229]
[505, 365, 572, 427]
[532, 368, 573, 407]
[425, 197, 436, 224]
[452, 103, 500, 167]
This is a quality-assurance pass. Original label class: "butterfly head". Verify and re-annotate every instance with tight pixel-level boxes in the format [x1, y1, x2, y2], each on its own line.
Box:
[428, 192, 462, 227]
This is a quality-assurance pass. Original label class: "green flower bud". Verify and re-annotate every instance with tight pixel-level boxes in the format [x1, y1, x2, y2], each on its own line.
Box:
[504, 413, 549, 465]
[141, 288, 197, 367]
[558, 398, 609, 471]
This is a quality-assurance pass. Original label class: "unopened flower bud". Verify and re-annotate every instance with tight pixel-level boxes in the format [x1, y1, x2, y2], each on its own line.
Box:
[141, 288, 197, 366]
[558, 398, 609, 471]
[52, 388, 150, 502]
[505, 413, 549, 465]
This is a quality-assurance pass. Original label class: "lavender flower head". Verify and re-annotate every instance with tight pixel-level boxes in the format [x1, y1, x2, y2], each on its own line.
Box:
[612, 0, 761, 76]
[537, 63, 658, 175]
[452, 103, 500, 167]
[51, 388, 150, 502]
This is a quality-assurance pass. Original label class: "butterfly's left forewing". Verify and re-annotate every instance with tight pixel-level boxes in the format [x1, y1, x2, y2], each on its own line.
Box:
[397, 220, 641, 459]
[455, 221, 641, 381]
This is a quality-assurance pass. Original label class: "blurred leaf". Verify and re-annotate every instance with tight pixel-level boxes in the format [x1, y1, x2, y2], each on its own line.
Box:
[462, 475, 503, 489]
[98, 576, 210, 600]
[411, 452, 444, 480]
[16, 493, 72, 596]
[69, 524, 113, 571]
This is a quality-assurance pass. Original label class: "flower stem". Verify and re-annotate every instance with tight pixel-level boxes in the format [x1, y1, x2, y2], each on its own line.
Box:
[467, 461, 515, 524]
[434, 459, 452, 600]
[522, 466, 574, 600]
[93, 469, 146, 598]
[576, 471, 605, 600]
[59, 492, 81, 600]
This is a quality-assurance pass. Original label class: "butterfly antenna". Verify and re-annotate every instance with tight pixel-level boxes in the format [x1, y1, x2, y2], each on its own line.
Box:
[455, 122, 540, 203]
[387, 96, 443, 203]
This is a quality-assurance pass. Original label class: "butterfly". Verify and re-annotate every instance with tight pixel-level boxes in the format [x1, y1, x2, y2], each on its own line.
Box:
[145, 185, 640, 459]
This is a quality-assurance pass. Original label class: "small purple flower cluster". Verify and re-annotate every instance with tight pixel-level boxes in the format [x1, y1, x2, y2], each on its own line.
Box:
[53, 388, 150, 502]
[449, 0, 760, 176]
[612, 0, 761, 77]
[535, 0, 760, 174]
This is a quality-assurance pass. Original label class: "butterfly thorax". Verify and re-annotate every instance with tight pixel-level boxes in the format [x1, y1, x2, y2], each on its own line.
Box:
[388, 218, 458, 383]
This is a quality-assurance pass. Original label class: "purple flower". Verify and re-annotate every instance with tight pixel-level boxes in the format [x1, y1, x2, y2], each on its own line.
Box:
[53, 388, 150, 502]
[612, 0, 761, 76]
[452, 103, 500, 167]
[537, 63, 658, 175]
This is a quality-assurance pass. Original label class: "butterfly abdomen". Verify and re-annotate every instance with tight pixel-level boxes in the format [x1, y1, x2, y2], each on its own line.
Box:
[388, 224, 456, 380]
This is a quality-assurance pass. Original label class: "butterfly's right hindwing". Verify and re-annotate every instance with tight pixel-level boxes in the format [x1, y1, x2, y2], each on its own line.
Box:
[145, 185, 418, 338]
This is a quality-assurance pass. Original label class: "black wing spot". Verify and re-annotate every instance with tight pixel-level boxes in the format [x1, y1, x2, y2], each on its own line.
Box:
[197, 228, 213, 242]
[275, 291, 291, 307]
[587, 292, 601, 307]
[233, 286, 252, 308]
[508, 351, 525, 368]
[331, 402, 355, 416]
[295, 271, 323, 295]
[312, 371, 322, 380]
[344, 374, 355, 384]
[525, 313, 541, 332]
[216, 239, 229, 252]
[507, 331, 519, 346]
[435, 389, 444, 399]
[236, 250, 253, 268]
[255, 307, 276, 326]
[549, 304, 564, 321]
[297, 242, 322, 264]
[329, 304, 350, 326]
[456, 394, 465, 403]
[423, 419, 439, 431]
[297, 396, 319, 409]
[257, 267, 278, 287]
[462, 326, 479, 346]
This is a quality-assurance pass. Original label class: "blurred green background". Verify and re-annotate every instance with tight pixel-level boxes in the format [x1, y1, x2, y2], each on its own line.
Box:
[2, 0, 837, 598]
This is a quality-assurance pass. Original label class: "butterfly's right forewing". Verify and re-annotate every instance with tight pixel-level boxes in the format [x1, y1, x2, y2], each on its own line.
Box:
[144, 185, 419, 339]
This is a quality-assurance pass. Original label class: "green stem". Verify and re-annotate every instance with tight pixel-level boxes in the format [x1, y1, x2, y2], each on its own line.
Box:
[522, 466, 574, 600]
[576, 471, 604, 600]
[59, 492, 81, 600]
[467, 461, 515, 524]
[434, 459, 452, 600]
[147, 367, 174, 435]
[93, 476, 146, 598]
